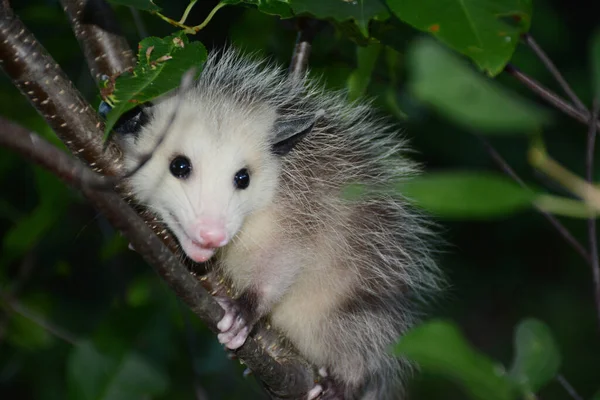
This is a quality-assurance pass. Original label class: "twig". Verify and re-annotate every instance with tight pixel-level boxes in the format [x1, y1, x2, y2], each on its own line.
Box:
[523, 34, 587, 112]
[586, 99, 600, 330]
[555, 374, 584, 400]
[478, 136, 591, 264]
[504, 64, 600, 132]
[60, 0, 137, 84]
[288, 18, 320, 81]
[0, 8, 122, 175]
[0, 289, 78, 345]
[130, 6, 149, 39]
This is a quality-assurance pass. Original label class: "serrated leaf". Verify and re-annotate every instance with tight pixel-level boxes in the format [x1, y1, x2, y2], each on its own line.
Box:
[387, 0, 532, 76]
[106, 0, 161, 11]
[67, 340, 168, 400]
[407, 37, 550, 133]
[508, 319, 561, 394]
[347, 43, 381, 101]
[395, 320, 515, 400]
[398, 171, 536, 219]
[591, 28, 600, 98]
[102, 32, 207, 138]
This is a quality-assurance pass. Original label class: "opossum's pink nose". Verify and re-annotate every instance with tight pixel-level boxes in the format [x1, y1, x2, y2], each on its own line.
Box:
[194, 219, 228, 248]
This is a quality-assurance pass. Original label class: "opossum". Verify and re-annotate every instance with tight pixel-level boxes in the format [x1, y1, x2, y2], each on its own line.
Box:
[115, 48, 442, 399]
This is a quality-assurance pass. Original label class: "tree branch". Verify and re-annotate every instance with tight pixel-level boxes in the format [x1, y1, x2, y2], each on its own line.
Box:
[60, 0, 137, 84]
[504, 64, 600, 131]
[0, 117, 316, 399]
[0, 4, 121, 174]
[523, 33, 587, 112]
[288, 18, 321, 82]
[478, 136, 591, 264]
[585, 99, 600, 330]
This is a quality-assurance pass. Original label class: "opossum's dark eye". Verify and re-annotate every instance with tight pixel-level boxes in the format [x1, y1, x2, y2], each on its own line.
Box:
[170, 156, 192, 179]
[234, 168, 250, 190]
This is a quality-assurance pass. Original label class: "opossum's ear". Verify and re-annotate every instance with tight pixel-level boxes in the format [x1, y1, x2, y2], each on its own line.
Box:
[110, 103, 153, 138]
[271, 109, 324, 156]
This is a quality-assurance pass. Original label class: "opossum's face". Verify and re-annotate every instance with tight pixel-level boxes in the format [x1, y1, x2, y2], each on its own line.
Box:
[117, 99, 284, 263]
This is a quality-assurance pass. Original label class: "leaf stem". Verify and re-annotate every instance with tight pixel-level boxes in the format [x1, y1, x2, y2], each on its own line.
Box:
[179, 0, 198, 24]
[155, 2, 227, 35]
[529, 141, 600, 210]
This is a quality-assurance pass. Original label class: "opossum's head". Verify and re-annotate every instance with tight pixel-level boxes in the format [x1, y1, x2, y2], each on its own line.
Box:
[114, 95, 318, 263]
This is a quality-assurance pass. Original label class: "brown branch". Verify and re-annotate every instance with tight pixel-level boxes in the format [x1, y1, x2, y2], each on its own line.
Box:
[0, 5, 121, 175]
[585, 99, 600, 330]
[478, 136, 591, 264]
[60, 0, 137, 84]
[523, 33, 587, 112]
[504, 64, 600, 132]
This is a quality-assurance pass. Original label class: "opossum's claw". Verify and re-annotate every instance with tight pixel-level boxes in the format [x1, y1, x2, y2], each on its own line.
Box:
[216, 296, 252, 350]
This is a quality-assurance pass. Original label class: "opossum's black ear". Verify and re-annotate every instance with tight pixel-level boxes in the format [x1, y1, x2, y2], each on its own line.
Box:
[271, 110, 324, 156]
[110, 103, 153, 138]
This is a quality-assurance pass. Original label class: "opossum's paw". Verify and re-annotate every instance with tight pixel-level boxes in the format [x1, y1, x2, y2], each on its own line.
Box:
[216, 296, 252, 350]
[306, 384, 323, 400]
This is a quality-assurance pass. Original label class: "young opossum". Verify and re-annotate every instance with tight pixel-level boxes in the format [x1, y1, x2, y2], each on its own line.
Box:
[115, 48, 442, 399]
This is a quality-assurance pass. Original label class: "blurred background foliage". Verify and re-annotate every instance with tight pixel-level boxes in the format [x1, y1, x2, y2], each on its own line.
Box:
[0, 0, 599, 399]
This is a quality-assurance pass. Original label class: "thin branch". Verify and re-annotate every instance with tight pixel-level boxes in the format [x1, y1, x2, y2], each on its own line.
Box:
[504, 64, 600, 132]
[129, 6, 148, 39]
[478, 136, 591, 264]
[523, 33, 587, 112]
[0, 118, 317, 399]
[60, 0, 137, 84]
[0, 289, 78, 345]
[586, 99, 600, 330]
[555, 375, 584, 400]
[288, 18, 321, 82]
[0, 7, 122, 175]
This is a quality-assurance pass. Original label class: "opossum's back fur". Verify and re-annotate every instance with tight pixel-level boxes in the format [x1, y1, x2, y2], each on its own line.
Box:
[132, 49, 441, 399]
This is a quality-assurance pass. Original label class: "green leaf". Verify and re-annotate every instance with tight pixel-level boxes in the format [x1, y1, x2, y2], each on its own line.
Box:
[102, 32, 207, 138]
[292, 0, 388, 38]
[223, 0, 293, 18]
[407, 37, 550, 133]
[398, 171, 536, 219]
[508, 319, 561, 394]
[591, 28, 600, 98]
[386, 0, 532, 76]
[395, 320, 515, 400]
[106, 0, 161, 11]
[347, 43, 382, 101]
[67, 340, 168, 400]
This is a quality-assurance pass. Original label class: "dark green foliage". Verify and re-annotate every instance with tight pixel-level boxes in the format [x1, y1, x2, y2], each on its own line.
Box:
[1, 0, 599, 399]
